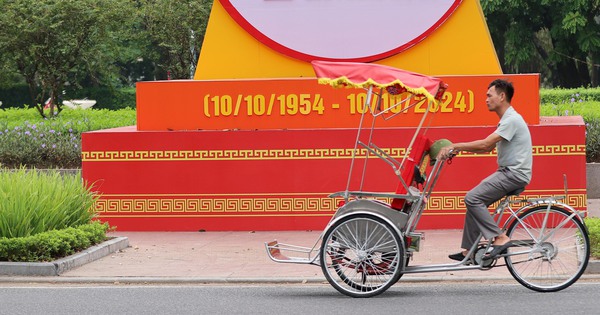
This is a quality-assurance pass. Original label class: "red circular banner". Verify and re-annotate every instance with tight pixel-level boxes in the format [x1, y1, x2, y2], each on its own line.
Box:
[220, 0, 462, 62]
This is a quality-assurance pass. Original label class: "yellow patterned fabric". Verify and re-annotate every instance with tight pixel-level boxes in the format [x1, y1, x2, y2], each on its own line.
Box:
[312, 60, 445, 103]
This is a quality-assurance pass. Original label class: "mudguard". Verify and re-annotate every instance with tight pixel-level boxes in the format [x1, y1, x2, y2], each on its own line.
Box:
[330, 199, 409, 239]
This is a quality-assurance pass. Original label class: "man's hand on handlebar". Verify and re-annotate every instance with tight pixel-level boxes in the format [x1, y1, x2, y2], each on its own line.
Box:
[437, 146, 458, 161]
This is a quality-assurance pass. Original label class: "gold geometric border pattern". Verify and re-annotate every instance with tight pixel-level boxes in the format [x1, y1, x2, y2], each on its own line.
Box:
[426, 193, 587, 213]
[82, 145, 585, 162]
[95, 192, 587, 215]
[533, 144, 586, 156]
[83, 148, 403, 162]
[96, 196, 340, 214]
[454, 145, 586, 158]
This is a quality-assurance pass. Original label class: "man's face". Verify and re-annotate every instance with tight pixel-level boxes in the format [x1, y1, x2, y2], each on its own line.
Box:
[486, 86, 503, 112]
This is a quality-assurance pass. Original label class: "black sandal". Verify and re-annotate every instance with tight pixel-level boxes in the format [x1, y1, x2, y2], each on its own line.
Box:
[448, 252, 473, 263]
[448, 252, 466, 261]
[482, 241, 513, 260]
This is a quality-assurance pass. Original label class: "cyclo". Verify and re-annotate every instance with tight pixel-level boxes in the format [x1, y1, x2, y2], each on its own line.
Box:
[265, 61, 590, 298]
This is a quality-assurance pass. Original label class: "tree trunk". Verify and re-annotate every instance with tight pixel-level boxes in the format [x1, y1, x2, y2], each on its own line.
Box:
[590, 52, 599, 88]
[556, 58, 583, 88]
[576, 52, 591, 87]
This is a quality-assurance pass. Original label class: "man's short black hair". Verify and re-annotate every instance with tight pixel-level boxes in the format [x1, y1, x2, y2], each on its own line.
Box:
[488, 79, 514, 103]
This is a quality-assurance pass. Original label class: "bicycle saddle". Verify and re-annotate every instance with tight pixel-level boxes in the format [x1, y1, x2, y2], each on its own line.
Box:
[507, 187, 525, 196]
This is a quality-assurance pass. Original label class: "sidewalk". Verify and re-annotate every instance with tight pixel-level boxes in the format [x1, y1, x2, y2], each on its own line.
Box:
[62, 230, 515, 282]
[1, 199, 599, 284]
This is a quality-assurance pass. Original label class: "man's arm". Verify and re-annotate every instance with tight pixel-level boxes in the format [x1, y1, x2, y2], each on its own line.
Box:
[438, 133, 503, 159]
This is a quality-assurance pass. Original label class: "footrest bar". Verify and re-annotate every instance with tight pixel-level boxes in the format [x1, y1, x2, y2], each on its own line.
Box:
[265, 240, 320, 265]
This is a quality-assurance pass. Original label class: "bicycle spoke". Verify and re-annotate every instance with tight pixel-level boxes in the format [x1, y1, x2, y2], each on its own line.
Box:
[505, 206, 589, 292]
[321, 215, 403, 297]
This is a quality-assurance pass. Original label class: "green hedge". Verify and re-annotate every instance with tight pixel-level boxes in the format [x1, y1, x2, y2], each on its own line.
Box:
[0, 108, 136, 168]
[0, 85, 30, 108]
[587, 117, 600, 162]
[65, 87, 136, 110]
[540, 87, 600, 105]
[585, 217, 600, 259]
[539, 99, 600, 162]
[4, 85, 599, 111]
[0, 85, 136, 110]
[0, 168, 109, 262]
[0, 221, 108, 262]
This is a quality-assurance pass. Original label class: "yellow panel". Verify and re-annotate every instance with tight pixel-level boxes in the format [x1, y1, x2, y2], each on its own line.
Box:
[377, 0, 502, 75]
[195, 0, 501, 79]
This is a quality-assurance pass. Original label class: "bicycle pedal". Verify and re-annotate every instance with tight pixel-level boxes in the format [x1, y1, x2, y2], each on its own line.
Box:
[474, 247, 496, 268]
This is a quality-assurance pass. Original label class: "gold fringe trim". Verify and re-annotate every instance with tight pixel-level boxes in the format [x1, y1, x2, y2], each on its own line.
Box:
[317, 77, 438, 104]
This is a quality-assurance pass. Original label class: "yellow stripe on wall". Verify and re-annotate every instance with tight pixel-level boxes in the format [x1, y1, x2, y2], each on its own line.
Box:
[82, 145, 585, 162]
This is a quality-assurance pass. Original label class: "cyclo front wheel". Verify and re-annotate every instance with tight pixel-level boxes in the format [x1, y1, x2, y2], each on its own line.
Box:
[320, 214, 404, 298]
[504, 205, 590, 292]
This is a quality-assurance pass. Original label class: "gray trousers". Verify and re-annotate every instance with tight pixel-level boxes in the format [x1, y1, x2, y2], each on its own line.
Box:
[461, 168, 528, 249]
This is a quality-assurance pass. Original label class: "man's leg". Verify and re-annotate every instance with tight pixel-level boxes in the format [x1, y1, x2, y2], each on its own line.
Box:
[461, 169, 525, 248]
[461, 210, 480, 250]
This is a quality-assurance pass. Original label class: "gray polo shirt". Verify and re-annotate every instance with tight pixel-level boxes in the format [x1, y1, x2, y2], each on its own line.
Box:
[494, 106, 532, 183]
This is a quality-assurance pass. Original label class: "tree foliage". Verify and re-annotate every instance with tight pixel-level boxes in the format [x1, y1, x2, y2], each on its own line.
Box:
[0, 0, 214, 117]
[139, 0, 212, 80]
[482, 0, 600, 87]
[0, 0, 136, 118]
[5, 0, 597, 103]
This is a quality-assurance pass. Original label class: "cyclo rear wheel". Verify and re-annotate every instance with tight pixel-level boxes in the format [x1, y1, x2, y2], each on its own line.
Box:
[320, 214, 404, 298]
[504, 206, 590, 292]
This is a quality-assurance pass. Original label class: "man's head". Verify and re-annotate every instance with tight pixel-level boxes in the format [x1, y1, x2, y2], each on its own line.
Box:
[486, 79, 514, 112]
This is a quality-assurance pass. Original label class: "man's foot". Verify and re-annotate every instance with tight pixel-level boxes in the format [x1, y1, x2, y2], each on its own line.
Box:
[448, 251, 471, 263]
[448, 252, 466, 261]
[492, 234, 511, 247]
[482, 241, 514, 260]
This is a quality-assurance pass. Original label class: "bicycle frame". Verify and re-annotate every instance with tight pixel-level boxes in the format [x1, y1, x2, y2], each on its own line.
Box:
[403, 192, 586, 274]
[265, 62, 589, 296]
[266, 80, 443, 265]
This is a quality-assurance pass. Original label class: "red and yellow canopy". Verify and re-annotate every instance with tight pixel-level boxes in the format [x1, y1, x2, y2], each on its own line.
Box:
[312, 61, 446, 103]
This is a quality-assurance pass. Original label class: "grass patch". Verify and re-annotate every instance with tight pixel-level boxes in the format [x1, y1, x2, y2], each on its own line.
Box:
[0, 168, 98, 238]
[0, 168, 108, 262]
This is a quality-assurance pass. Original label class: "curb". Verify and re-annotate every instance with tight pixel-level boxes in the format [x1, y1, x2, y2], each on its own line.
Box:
[0, 237, 129, 276]
[585, 259, 600, 274]
[2, 274, 600, 285]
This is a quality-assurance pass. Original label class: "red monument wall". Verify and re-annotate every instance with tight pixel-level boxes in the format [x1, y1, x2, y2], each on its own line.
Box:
[82, 115, 586, 231]
[80, 0, 588, 231]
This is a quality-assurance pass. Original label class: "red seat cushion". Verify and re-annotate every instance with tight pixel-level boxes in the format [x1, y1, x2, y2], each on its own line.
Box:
[391, 134, 431, 210]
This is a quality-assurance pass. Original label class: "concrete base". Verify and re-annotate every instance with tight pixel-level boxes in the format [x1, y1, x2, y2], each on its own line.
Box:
[588, 163, 600, 199]
[585, 260, 600, 274]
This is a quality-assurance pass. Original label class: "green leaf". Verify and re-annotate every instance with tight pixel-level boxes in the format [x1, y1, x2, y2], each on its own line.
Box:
[562, 12, 587, 34]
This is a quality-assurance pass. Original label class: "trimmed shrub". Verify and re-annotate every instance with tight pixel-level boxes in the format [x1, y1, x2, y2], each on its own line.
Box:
[540, 87, 600, 105]
[0, 222, 109, 262]
[540, 101, 600, 163]
[587, 117, 600, 163]
[585, 217, 600, 259]
[0, 85, 30, 108]
[0, 107, 136, 168]
[65, 87, 136, 110]
[0, 85, 135, 110]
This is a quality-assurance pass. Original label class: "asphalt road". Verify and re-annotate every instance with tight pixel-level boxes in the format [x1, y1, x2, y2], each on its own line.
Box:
[1, 280, 599, 314]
